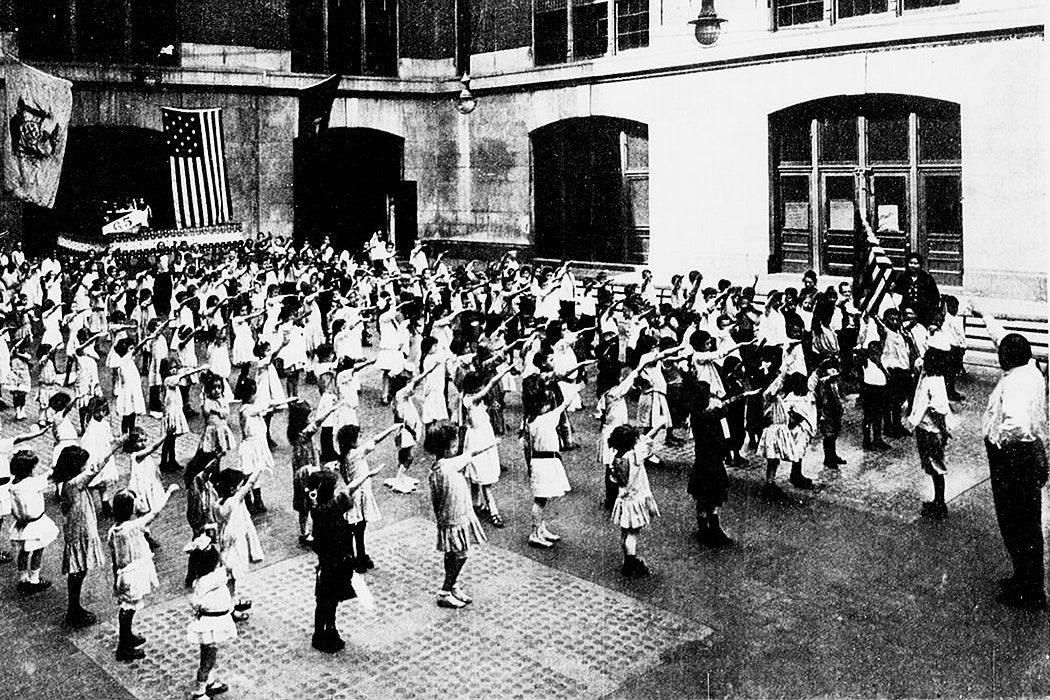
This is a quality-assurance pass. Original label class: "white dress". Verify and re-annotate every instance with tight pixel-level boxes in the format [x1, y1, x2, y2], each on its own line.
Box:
[463, 401, 500, 486]
[528, 410, 571, 498]
[114, 352, 146, 417]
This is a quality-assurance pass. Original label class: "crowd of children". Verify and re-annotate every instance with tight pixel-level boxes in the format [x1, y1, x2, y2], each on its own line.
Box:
[0, 233, 991, 696]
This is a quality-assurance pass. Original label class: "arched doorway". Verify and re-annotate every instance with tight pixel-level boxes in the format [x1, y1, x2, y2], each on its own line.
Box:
[769, 95, 962, 286]
[22, 125, 174, 255]
[532, 117, 649, 264]
[293, 127, 410, 254]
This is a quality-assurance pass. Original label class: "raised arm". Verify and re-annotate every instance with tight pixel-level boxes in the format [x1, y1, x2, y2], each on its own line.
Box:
[466, 365, 514, 404]
[70, 434, 127, 488]
[12, 425, 49, 445]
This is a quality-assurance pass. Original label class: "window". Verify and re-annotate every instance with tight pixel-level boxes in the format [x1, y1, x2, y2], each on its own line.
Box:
[616, 0, 649, 50]
[773, 0, 957, 30]
[837, 0, 887, 18]
[534, 0, 647, 65]
[902, 0, 958, 9]
[867, 114, 909, 163]
[573, 0, 608, 59]
[535, 0, 568, 65]
[775, 0, 824, 27]
[819, 116, 858, 164]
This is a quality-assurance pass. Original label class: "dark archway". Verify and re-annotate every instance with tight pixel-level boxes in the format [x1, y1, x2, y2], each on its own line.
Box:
[294, 127, 409, 254]
[23, 125, 174, 255]
[532, 116, 649, 264]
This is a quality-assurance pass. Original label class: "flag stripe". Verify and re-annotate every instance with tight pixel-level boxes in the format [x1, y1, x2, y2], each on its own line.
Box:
[214, 110, 230, 221]
[163, 107, 232, 229]
[202, 110, 218, 223]
[859, 231, 895, 315]
[169, 158, 182, 229]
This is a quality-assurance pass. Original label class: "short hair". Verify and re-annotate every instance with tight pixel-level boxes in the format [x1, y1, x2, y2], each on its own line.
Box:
[306, 469, 338, 505]
[52, 446, 90, 484]
[48, 392, 72, 412]
[998, 333, 1032, 371]
[607, 424, 640, 454]
[10, 450, 38, 481]
[423, 420, 459, 457]
[111, 490, 138, 522]
[337, 424, 361, 455]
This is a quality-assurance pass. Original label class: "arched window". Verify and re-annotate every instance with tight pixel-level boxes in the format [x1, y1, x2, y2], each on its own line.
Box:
[532, 117, 649, 264]
[769, 95, 962, 286]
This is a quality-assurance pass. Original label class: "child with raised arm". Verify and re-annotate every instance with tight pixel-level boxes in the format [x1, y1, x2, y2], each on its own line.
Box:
[289, 399, 338, 547]
[423, 420, 498, 609]
[108, 482, 180, 661]
[337, 422, 398, 573]
[385, 364, 438, 494]
[0, 422, 48, 566]
[907, 348, 955, 518]
[53, 436, 125, 627]
[608, 424, 663, 577]
[184, 533, 236, 699]
[526, 365, 592, 548]
[462, 363, 514, 526]
[307, 462, 384, 652]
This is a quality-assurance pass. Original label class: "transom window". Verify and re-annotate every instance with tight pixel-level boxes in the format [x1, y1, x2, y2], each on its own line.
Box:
[774, 0, 958, 28]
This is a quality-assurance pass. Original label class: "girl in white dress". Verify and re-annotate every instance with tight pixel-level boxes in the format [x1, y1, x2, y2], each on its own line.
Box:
[337, 423, 398, 573]
[385, 365, 437, 494]
[238, 377, 295, 514]
[111, 336, 149, 449]
[9, 450, 59, 593]
[82, 397, 120, 515]
[608, 424, 663, 578]
[462, 364, 514, 527]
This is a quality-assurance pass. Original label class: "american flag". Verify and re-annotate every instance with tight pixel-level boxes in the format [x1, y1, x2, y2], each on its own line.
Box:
[858, 229, 896, 315]
[162, 107, 231, 229]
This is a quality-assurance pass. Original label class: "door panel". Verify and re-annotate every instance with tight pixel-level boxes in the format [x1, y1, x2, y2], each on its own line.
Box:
[821, 174, 856, 278]
[872, 173, 909, 269]
[777, 174, 813, 272]
[921, 173, 963, 286]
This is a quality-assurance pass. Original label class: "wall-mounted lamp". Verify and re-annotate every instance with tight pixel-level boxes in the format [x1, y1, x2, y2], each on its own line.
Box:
[689, 0, 727, 47]
[456, 73, 477, 115]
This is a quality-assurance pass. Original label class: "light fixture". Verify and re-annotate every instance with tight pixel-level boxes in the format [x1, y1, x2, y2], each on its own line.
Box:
[689, 0, 727, 47]
[456, 73, 477, 115]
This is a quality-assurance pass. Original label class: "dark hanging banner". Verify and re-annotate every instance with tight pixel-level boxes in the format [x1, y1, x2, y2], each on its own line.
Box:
[297, 73, 341, 140]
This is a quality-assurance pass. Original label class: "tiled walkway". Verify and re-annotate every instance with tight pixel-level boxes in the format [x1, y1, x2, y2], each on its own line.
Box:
[71, 517, 711, 699]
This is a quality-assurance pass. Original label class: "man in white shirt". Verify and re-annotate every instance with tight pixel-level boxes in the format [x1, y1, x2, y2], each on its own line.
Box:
[973, 302, 1048, 610]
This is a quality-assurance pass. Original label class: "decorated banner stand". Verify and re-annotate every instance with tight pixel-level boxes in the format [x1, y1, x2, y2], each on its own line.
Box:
[57, 222, 244, 258]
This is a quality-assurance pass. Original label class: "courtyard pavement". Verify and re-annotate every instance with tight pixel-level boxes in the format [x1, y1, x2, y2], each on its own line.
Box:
[1, 354, 1047, 699]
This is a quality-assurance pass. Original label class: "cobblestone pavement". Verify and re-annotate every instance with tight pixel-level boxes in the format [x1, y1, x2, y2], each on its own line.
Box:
[2, 356, 1048, 698]
[72, 517, 711, 699]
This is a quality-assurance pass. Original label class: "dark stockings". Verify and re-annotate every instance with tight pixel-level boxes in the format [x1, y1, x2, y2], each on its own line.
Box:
[442, 552, 466, 592]
[67, 571, 86, 614]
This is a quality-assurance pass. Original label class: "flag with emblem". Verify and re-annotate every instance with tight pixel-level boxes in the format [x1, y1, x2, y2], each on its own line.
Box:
[2, 61, 72, 208]
[162, 107, 231, 229]
[857, 229, 896, 315]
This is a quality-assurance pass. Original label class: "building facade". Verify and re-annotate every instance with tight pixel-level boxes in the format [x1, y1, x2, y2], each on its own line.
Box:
[0, 0, 1043, 301]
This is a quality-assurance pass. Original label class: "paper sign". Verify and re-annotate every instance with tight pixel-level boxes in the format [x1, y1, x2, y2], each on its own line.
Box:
[784, 201, 809, 229]
[829, 199, 854, 230]
[877, 204, 900, 232]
